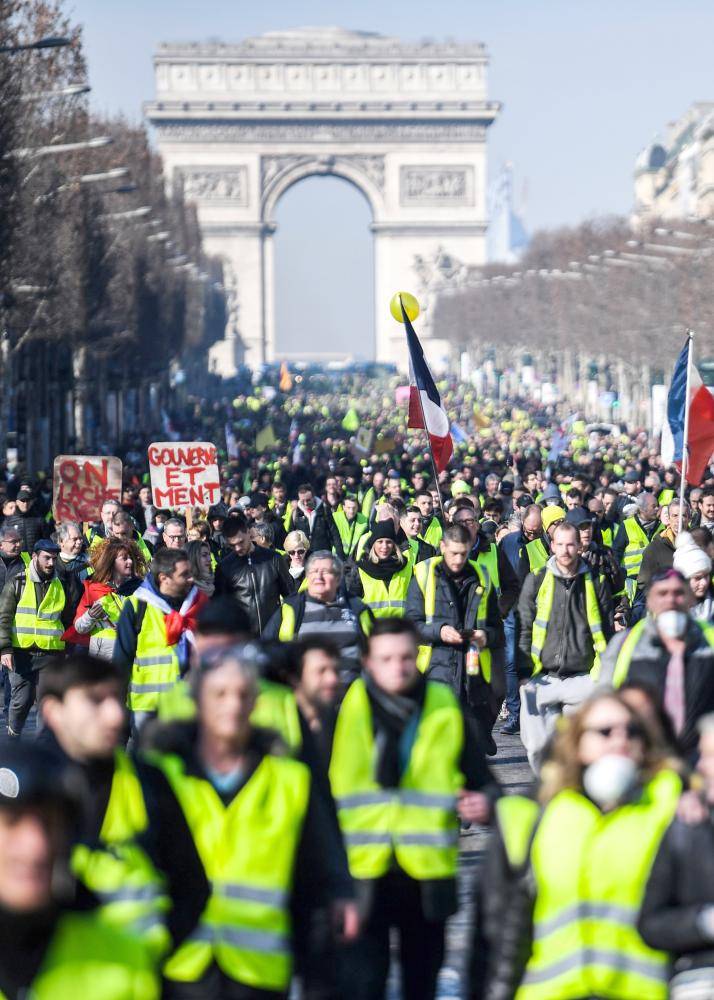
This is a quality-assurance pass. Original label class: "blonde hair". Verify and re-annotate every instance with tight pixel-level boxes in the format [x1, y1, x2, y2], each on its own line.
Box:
[368, 538, 405, 566]
[284, 530, 309, 552]
[538, 690, 670, 806]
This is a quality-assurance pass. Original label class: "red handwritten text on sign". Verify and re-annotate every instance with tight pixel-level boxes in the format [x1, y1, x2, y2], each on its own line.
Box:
[53, 456, 122, 523]
[148, 442, 220, 510]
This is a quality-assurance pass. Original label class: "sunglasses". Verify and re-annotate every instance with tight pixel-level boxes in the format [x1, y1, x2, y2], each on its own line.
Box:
[288, 548, 306, 557]
[583, 722, 645, 741]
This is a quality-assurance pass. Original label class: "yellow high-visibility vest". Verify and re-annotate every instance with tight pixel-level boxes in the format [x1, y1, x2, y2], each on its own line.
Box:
[530, 568, 605, 676]
[126, 599, 180, 712]
[11, 574, 65, 651]
[412, 556, 492, 678]
[358, 561, 413, 618]
[515, 772, 680, 999]
[154, 752, 310, 992]
[329, 678, 464, 881]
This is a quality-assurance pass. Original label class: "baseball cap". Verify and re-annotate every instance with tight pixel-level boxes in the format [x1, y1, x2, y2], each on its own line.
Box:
[565, 507, 593, 528]
[33, 539, 59, 555]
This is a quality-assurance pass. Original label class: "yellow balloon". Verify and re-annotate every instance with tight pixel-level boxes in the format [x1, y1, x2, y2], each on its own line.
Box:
[390, 291, 420, 323]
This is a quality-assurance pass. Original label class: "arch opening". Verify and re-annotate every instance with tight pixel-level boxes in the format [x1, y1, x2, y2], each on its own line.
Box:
[272, 174, 375, 361]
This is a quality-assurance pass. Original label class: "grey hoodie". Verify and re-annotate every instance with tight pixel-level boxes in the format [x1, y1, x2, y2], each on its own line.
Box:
[517, 556, 612, 677]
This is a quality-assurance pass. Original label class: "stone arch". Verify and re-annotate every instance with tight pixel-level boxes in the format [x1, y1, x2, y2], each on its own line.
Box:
[261, 154, 385, 225]
[146, 27, 499, 372]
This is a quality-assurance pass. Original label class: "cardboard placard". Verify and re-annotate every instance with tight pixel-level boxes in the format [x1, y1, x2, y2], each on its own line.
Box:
[53, 455, 122, 523]
[148, 441, 220, 510]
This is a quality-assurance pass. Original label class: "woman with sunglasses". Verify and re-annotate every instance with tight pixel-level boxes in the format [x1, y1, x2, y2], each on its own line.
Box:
[283, 530, 310, 590]
[475, 691, 682, 1000]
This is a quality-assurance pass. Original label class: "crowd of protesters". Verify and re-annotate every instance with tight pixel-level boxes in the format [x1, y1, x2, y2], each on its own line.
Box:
[2, 377, 714, 998]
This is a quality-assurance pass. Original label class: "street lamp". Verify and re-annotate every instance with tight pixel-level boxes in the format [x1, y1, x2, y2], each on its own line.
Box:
[33, 167, 131, 205]
[0, 36, 71, 55]
[22, 83, 90, 102]
[7, 135, 114, 159]
[98, 205, 151, 221]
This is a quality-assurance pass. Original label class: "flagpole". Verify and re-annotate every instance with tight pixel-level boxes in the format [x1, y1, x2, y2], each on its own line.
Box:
[679, 330, 694, 533]
[401, 296, 447, 524]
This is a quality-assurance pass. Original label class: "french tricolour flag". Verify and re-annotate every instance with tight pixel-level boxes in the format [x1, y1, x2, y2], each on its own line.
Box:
[661, 338, 714, 485]
[403, 301, 453, 471]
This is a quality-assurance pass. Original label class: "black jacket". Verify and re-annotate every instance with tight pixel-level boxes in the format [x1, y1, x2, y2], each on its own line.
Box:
[637, 530, 676, 596]
[469, 535, 520, 617]
[214, 545, 294, 636]
[518, 558, 612, 679]
[406, 558, 504, 706]
[5, 508, 47, 553]
[0, 553, 26, 593]
[639, 815, 714, 979]
[287, 499, 340, 553]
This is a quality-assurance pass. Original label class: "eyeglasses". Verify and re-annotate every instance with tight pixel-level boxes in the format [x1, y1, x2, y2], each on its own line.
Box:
[287, 549, 306, 557]
[582, 722, 645, 741]
[455, 517, 477, 526]
[165, 534, 186, 542]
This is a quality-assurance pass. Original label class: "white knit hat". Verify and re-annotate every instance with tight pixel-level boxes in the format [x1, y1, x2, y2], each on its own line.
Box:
[673, 531, 712, 579]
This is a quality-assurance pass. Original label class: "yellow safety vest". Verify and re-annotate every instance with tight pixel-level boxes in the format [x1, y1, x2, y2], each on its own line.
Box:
[89, 591, 127, 644]
[127, 599, 181, 712]
[525, 538, 549, 573]
[514, 771, 680, 1000]
[412, 556, 493, 679]
[612, 618, 714, 688]
[600, 524, 613, 549]
[70, 751, 169, 959]
[475, 541, 500, 592]
[329, 678, 464, 880]
[332, 507, 369, 557]
[622, 517, 661, 579]
[423, 517, 443, 548]
[530, 568, 605, 676]
[0, 910, 160, 999]
[11, 574, 65, 651]
[358, 561, 413, 618]
[277, 600, 373, 642]
[251, 679, 302, 752]
[155, 751, 310, 992]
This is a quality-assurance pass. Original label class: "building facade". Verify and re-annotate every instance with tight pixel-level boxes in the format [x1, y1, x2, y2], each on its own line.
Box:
[145, 27, 500, 373]
[635, 102, 714, 222]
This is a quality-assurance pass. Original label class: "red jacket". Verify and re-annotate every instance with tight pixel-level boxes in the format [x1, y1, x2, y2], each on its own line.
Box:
[62, 579, 116, 646]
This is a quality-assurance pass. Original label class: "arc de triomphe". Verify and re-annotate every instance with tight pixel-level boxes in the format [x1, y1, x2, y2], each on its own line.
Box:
[145, 27, 499, 373]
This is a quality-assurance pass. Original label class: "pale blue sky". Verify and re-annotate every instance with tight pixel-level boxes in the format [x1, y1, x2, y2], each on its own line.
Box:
[67, 0, 714, 357]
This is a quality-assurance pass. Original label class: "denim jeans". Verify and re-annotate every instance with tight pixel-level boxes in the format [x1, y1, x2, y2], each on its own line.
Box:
[503, 609, 520, 721]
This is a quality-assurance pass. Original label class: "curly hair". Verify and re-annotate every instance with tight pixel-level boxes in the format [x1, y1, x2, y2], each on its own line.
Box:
[89, 537, 146, 584]
[538, 690, 672, 806]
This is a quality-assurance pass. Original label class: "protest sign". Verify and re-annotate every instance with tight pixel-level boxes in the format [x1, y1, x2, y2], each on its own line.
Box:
[53, 455, 122, 523]
[350, 427, 373, 459]
[148, 442, 220, 510]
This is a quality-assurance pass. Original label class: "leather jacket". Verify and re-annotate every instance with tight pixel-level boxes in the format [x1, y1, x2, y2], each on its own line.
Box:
[214, 546, 294, 636]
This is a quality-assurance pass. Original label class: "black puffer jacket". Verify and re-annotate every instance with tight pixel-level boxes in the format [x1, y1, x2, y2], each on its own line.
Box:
[214, 545, 294, 636]
[639, 815, 714, 980]
[405, 557, 503, 705]
[5, 507, 47, 553]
